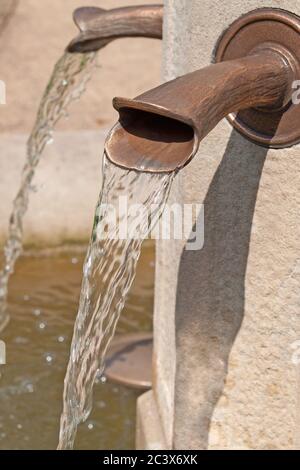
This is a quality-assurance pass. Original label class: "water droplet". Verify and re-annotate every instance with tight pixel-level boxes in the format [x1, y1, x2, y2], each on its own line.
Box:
[71, 257, 78, 265]
[38, 322, 46, 330]
[33, 308, 41, 317]
[58, 335, 65, 343]
[17, 424, 23, 430]
[62, 79, 68, 86]
[45, 353, 54, 364]
[100, 376, 107, 384]
[87, 422, 94, 430]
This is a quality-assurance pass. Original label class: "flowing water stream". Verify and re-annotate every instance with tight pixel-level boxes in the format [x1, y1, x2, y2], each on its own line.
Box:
[58, 156, 173, 449]
[0, 45, 173, 449]
[0, 51, 97, 331]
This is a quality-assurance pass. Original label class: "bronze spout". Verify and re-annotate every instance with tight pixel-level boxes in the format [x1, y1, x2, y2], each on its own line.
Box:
[68, 4, 163, 53]
[104, 8, 300, 173]
[105, 48, 294, 173]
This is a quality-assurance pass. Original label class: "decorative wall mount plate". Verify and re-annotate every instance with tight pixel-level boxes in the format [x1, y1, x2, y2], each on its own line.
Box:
[215, 8, 300, 148]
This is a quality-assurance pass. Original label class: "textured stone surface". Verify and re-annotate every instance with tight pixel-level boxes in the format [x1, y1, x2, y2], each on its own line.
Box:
[145, 0, 300, 451]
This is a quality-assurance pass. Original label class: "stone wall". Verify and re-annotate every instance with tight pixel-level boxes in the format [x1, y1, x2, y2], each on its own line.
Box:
[137, 0, 300, 450]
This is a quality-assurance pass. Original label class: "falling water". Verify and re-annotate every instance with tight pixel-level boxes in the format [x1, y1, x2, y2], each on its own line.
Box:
[0, 52, 97, 331]
[58, 156, 173, 449]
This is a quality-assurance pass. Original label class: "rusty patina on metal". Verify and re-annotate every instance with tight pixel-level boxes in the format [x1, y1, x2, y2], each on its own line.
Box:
[105, 333, 152, 391]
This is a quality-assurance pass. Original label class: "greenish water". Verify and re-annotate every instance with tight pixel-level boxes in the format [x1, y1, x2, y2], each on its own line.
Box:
[0, 243, 154, 450]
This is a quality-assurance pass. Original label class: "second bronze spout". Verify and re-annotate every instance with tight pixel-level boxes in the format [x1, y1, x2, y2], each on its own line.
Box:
[68, 4, 163, 53]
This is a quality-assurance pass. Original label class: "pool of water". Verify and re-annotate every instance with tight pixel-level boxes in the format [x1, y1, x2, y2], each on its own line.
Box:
[0, 242, 154, 450]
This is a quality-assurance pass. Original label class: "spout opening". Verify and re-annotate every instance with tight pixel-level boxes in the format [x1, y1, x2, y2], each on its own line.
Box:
[105, 107, 196, 173]
[67, 32, 111, 53]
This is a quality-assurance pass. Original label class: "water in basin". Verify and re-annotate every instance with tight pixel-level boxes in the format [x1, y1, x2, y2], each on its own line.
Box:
[0, 242, 154, 449]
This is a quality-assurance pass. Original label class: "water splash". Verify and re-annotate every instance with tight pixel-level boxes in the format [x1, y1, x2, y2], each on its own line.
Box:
[0, 52, 97, 331]
[58, 156, 173, 449]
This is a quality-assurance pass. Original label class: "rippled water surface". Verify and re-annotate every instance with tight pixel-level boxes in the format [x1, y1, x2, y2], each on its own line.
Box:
[0, 243, 154, 449]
